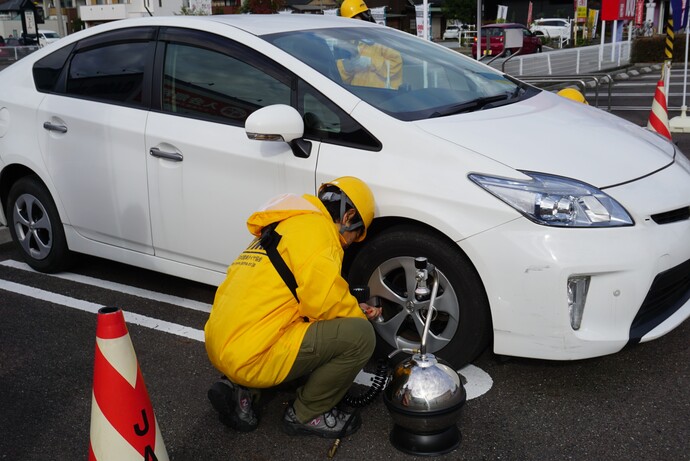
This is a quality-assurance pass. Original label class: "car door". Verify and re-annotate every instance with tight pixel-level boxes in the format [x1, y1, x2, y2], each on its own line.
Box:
[145, 28, 318, 273]
[36, 28, 156, 254]
[522, 28, 537, 53]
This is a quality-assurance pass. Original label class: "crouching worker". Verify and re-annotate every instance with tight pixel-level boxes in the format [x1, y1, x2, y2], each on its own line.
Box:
[204, 176, 381, 438]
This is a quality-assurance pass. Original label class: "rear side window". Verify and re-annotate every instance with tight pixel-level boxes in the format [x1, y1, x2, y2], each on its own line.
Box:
[66, 41, 155, 107]
[33, 43, 75, 92]
[33, 28, 156, 108]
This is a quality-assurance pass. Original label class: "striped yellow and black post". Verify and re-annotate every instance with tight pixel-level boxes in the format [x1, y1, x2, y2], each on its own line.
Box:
[665, 17, 674, 62]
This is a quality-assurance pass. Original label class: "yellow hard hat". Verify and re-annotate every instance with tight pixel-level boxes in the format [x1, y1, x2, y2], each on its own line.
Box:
[340, 0, 370, 18]
[319, 176, 375, 242]
[557, 88, 589, 105]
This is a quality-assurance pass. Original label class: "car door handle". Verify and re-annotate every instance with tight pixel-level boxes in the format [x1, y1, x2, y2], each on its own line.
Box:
[43, 122, 67, 133]
[149, 147, 183, 162]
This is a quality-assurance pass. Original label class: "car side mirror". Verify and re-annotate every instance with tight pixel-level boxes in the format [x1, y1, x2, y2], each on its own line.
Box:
[245, 104, 311, 158]
[245, 104, 304, 143]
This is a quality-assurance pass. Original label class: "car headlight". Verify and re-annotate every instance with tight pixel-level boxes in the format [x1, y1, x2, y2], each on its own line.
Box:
[469, 171, 634, 227]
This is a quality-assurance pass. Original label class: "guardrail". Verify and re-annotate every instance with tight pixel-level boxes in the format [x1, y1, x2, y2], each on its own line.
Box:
[0, 45, 40, 62]
[518, 74, 614, 110]
[459, 30, 476, 47]
[475, 41, 630, 111]
[485, 41, 631, 77]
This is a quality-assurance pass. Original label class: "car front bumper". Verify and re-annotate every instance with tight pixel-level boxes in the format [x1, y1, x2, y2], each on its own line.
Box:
[462, 163, 690, 361]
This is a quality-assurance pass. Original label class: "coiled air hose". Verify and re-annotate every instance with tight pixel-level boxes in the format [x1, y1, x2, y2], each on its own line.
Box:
[327, 286, 391, 458]
[343, 358, 389, 407]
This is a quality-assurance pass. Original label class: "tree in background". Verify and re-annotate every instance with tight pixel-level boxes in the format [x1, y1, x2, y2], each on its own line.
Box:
[177, 5, 211, 15]
[240, 0, 285, 14]
[442, 0, 476, 25]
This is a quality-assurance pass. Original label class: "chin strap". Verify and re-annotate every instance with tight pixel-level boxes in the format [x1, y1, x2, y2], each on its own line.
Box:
[321, 191, 363, 235]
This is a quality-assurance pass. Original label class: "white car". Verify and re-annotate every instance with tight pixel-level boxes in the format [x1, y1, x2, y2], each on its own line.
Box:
[1, 15, 689, 368]
[530, 18, 572, 39]
[36, 29, 62, 47]
[443, 25, 460, 40]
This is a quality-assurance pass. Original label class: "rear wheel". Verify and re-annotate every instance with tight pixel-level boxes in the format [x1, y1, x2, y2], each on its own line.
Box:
[6, 176, 72, 272]
[348, 225, 492, 369]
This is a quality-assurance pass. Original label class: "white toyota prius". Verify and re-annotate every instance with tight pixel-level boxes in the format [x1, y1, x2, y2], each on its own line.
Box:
[0, 15, 688, 368]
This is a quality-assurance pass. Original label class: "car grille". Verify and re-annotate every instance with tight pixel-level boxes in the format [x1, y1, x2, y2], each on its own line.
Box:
[651, 206, 690, 224]
[628, 258, 690, 344]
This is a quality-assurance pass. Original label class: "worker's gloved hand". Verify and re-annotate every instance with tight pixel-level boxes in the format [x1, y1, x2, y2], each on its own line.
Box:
[359, 303, 382, 321]
[343, 55, 372, 73]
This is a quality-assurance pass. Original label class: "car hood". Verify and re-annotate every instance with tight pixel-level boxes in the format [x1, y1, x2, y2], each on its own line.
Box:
[415, 91, 675, 188]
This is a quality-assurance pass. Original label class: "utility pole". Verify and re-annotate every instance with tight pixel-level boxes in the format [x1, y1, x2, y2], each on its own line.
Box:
[54, 0, 66, 36]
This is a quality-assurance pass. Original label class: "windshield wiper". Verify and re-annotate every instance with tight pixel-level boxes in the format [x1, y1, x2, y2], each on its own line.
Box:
[429, 94, 510, 118]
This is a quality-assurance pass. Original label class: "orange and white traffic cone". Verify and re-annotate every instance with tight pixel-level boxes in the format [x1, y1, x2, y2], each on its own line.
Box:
[89, 307, 169, 461]
[647, 79, 672, 140]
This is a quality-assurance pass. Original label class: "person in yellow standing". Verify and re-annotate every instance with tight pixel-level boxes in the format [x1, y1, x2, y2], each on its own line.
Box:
[204, 177, 381, 438]
[336, 0, 403, 89]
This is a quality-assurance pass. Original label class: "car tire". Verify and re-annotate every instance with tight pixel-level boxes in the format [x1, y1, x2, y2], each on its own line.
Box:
[6, 175, 73, 273]
[347, 225, 492, 369]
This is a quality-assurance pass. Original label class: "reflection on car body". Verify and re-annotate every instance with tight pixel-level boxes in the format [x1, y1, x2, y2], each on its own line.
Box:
[0, 15, 689, 370]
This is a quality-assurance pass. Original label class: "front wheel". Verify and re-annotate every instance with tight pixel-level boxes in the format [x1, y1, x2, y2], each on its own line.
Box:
[6, 176, 72, 272]
[348, 225, 492, 369]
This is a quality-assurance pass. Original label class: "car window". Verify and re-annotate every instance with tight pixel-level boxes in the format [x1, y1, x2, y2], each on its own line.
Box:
[157, 28, 380, 150]
[33, 43, 76, 92]
[161, 42, 291, 125]
[266, 27, 529, 121]
[65, 40, 155, 107]
[297, 79, 381, 151]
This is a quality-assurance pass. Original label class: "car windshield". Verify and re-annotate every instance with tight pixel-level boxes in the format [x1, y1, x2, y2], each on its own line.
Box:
[43, 32, 60, 39]
[265, 26, 535, 121]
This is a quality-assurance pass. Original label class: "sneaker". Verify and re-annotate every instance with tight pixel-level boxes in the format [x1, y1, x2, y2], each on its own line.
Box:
[282, 404, 361, 439]
[207, 377, 259, 432]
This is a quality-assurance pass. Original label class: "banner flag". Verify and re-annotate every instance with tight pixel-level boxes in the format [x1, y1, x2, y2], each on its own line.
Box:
[671, 0, 689, 31]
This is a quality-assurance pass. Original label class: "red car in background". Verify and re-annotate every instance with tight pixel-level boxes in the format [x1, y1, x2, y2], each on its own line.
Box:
[472, 23, 542, 58]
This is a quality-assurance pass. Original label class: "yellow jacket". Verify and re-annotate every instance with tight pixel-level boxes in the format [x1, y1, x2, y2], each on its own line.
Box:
[337, 41, 403, 89]
[204, 193, 365, 388]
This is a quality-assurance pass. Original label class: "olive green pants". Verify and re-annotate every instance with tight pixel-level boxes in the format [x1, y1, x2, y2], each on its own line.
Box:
[283, 317, 376, 423]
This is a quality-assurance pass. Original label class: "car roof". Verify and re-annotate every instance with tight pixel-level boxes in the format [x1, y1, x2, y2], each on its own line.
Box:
[482, 23, 525, 29]
[72, 14, 371, 37]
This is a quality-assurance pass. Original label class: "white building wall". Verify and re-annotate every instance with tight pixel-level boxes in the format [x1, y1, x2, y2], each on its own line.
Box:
[79, 0, 186, 27]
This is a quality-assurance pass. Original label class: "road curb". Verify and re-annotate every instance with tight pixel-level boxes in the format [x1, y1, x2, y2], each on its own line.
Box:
[0, 226, 11, 245]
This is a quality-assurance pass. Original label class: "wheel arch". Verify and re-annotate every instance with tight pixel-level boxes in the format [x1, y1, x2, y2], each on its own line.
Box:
[343, 215, 495, 366]
[343, 215, 493, 326]
[0, 164, 42, 222]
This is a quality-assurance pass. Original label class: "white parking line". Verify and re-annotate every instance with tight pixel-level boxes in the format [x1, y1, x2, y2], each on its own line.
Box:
[0, 279, 205, 341]
[0, 261, 493, 399]
[0, 260, 212, 313]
